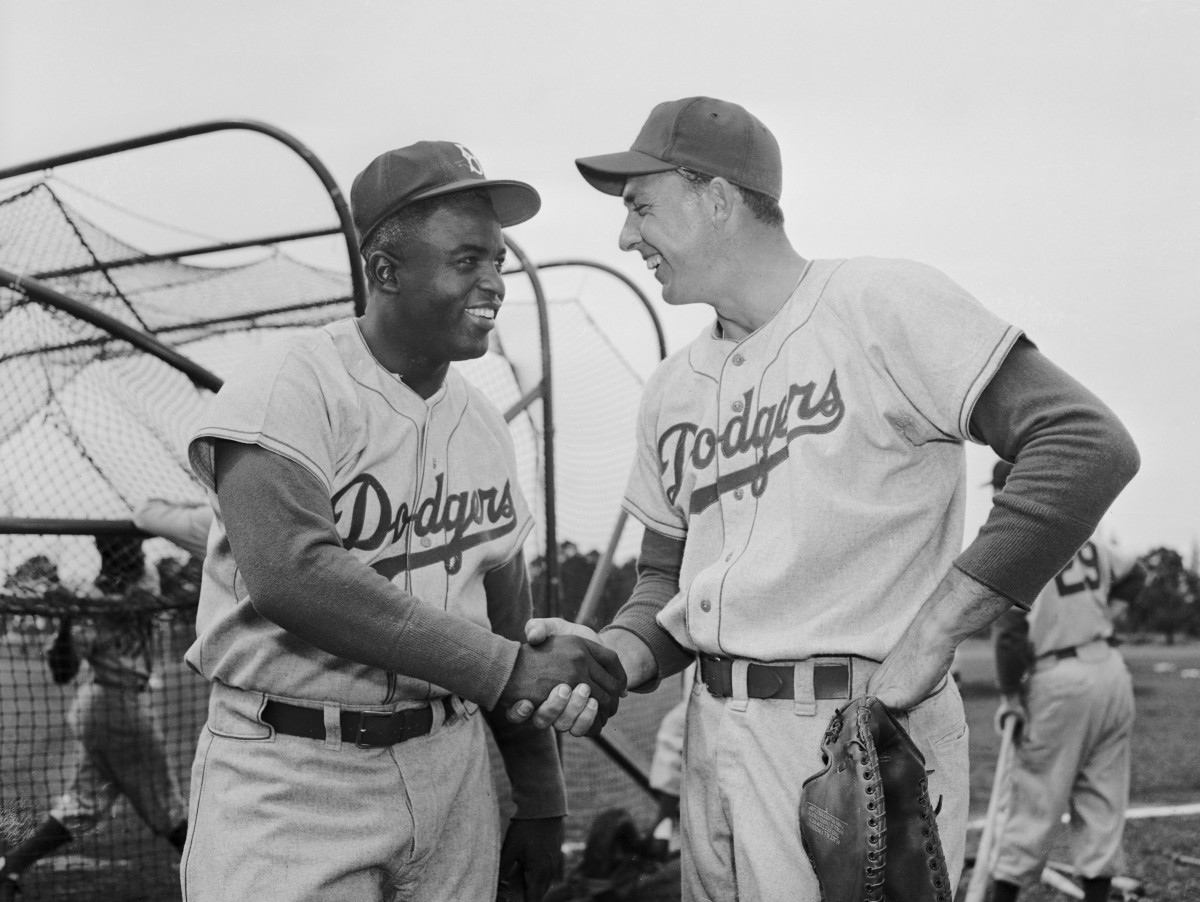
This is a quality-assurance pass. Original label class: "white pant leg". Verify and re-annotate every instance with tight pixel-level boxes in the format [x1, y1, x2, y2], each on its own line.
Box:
[681, 667, 968, 902]
[181, 687, 499, 902]
[1069, 651, 1134, 879]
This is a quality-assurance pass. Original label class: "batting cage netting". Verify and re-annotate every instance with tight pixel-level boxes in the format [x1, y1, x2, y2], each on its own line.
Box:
[1, 137, 679, 900]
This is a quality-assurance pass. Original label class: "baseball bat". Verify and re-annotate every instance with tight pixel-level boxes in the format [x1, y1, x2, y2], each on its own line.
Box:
[963, 714, 1018, 902]
[1039, 865, 1085, 899]
[1174, 853, 1200, 868]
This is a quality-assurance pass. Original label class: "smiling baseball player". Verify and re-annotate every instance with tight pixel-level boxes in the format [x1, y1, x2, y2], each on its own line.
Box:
[511, 96, 1141, 902]
[179, 141, 626, 902]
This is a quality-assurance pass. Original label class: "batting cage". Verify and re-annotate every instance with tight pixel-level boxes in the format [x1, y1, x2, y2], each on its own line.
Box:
[0, 122, 679, 900]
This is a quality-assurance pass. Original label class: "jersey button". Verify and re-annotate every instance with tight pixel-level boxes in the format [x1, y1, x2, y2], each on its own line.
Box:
[700, 600, 711, 612]
[732, 400, 744, 412]
[733, 354, 745, 366]
[733, 489, 744, 500]
[420, 537, 432, 548]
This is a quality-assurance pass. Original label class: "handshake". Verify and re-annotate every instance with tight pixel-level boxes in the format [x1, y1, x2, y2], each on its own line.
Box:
[498, 619, 626, 737]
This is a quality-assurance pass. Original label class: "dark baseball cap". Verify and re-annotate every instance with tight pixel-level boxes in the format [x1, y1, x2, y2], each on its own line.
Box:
[351, 141, 541, 249]
[575, 96, 782, 201]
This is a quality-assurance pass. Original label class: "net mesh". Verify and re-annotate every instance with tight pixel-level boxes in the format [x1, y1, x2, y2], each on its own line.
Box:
[0, 173, 674, 898]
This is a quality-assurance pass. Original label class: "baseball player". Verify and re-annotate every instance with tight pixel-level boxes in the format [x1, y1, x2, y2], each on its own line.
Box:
[510, 96, 1141, 901]
[0, 535, 188, 902]
[178, 140, 626, 902]
[986, 460, 1145, 902]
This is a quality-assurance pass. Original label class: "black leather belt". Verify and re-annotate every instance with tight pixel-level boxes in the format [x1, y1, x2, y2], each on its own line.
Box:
[699, 654, 855, 700]
[1046, 636, 1119, 661]
[262, 696, 454, 748]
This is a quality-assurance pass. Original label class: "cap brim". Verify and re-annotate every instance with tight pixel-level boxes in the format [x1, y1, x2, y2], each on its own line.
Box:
[575, 151, 678, 196]
[406, 177, 541, 229]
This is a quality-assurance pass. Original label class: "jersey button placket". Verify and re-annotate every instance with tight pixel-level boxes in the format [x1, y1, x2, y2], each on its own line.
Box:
[715, 345, 757, 617]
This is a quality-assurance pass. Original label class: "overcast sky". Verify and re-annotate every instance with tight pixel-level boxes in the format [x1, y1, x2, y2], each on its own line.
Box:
[2, 0, 1198, 557]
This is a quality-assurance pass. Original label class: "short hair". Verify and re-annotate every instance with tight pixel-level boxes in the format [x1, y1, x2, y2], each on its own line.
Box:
[361, 189, 496, 262]
[676, 168, 784, 228]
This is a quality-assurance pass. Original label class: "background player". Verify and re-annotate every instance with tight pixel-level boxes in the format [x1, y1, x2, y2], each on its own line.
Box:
[511, 95, 1140, 901]
[986, 459, 1146, 902]
[0, 534, 188, 902]
[179, 140, 626, 902]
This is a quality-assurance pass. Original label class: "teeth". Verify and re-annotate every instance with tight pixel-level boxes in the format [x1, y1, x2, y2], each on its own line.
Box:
[645, 254, 663, 271]
[467, 307, 496, 320]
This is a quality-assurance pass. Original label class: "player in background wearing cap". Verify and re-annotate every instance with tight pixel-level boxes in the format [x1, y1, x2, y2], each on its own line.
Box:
[985, 460, 1145, 902]
[509, 96, 1140, 901]
[178, 141, 627, 902]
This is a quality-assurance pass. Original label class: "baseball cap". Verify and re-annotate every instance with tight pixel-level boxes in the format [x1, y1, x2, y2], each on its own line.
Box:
[575, 96, 782, 201]
[985, 460, 1014, 490]
[351, 141, 541, 249]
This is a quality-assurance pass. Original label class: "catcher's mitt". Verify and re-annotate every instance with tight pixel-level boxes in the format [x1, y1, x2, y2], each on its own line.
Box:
[799, 696, 951, 902]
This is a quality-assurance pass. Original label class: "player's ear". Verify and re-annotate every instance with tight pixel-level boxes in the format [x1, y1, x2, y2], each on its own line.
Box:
[365, 251, 402, 292]
[706, 177, 736, 225]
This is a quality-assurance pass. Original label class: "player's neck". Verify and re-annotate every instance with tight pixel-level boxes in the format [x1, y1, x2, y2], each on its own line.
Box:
[715, 243, 809, 341]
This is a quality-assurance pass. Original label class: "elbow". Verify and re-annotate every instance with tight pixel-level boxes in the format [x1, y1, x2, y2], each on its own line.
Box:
[247, 576, 293, 627]
[1100, 417, 1141, 494]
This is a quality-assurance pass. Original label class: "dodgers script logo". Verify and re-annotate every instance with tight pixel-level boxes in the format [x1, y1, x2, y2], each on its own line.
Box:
[331, 473, 516, 577]
[660, 371, 845, 514]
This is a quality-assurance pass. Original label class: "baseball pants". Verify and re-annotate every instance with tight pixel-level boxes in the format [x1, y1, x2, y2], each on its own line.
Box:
[991, 642, 1134, 886]
[181, 683, 500, 902]
[50, 682, 187, 836]
[680, 661, 969, 902]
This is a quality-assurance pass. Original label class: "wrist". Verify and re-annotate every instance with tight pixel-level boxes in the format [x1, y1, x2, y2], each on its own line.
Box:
[603, 628, 656, 690]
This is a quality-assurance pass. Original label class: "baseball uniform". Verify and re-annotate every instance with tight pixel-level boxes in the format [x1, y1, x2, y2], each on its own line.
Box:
[50, 562, 188, 841]
[990, 526, 1141, 887]
[181, 318, 562, 902]
[618, 256, 1021, 900]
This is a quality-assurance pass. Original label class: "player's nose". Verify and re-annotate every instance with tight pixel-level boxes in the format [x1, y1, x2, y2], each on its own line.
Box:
[618, 211, 640, 252]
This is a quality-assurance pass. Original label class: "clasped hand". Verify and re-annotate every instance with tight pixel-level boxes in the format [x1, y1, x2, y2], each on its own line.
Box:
[501, 619, 622, 737]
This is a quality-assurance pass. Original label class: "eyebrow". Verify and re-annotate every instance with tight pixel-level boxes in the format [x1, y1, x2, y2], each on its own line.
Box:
[447, 242, 505, 257]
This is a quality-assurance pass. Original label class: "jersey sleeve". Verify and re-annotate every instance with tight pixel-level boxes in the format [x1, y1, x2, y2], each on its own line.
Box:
[621, 366, 688, 539]
[829, 259, 1022, 443]
[188, 336, 350, 495]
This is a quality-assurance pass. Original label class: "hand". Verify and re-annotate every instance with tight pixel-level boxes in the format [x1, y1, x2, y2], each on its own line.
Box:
[506, 618, 613, 736]
[497, 816, 564, 902]
[499, 633, 626, 734]
[867, 568, 1011, 710]
[993, 693, 1026, 742]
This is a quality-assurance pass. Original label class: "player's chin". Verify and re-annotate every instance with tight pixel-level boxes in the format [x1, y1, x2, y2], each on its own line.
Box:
[449, 334, 492, 361]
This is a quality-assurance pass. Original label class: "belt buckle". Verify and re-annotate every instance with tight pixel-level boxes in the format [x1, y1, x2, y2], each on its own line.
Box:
[353, 711, 377, 749]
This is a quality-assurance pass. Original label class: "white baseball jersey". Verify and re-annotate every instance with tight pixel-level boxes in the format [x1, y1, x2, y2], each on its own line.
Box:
[186, 318, 533, 706]
[1026, 525, 1139, 655]
[623, 257, 1021, 662]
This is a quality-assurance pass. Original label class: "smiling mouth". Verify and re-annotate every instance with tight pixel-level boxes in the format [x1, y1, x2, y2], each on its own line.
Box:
[645, 254, 663, 272]
[466, 306, 497, 320]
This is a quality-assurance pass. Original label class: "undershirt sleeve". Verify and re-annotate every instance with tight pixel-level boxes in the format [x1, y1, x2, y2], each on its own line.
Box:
[480, 552, 568, 820]
[602, 527, 693, 691]
[214, 440, 519, 709]
[957, 339, 1140, 607]
[993, 606, 1033, 694]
